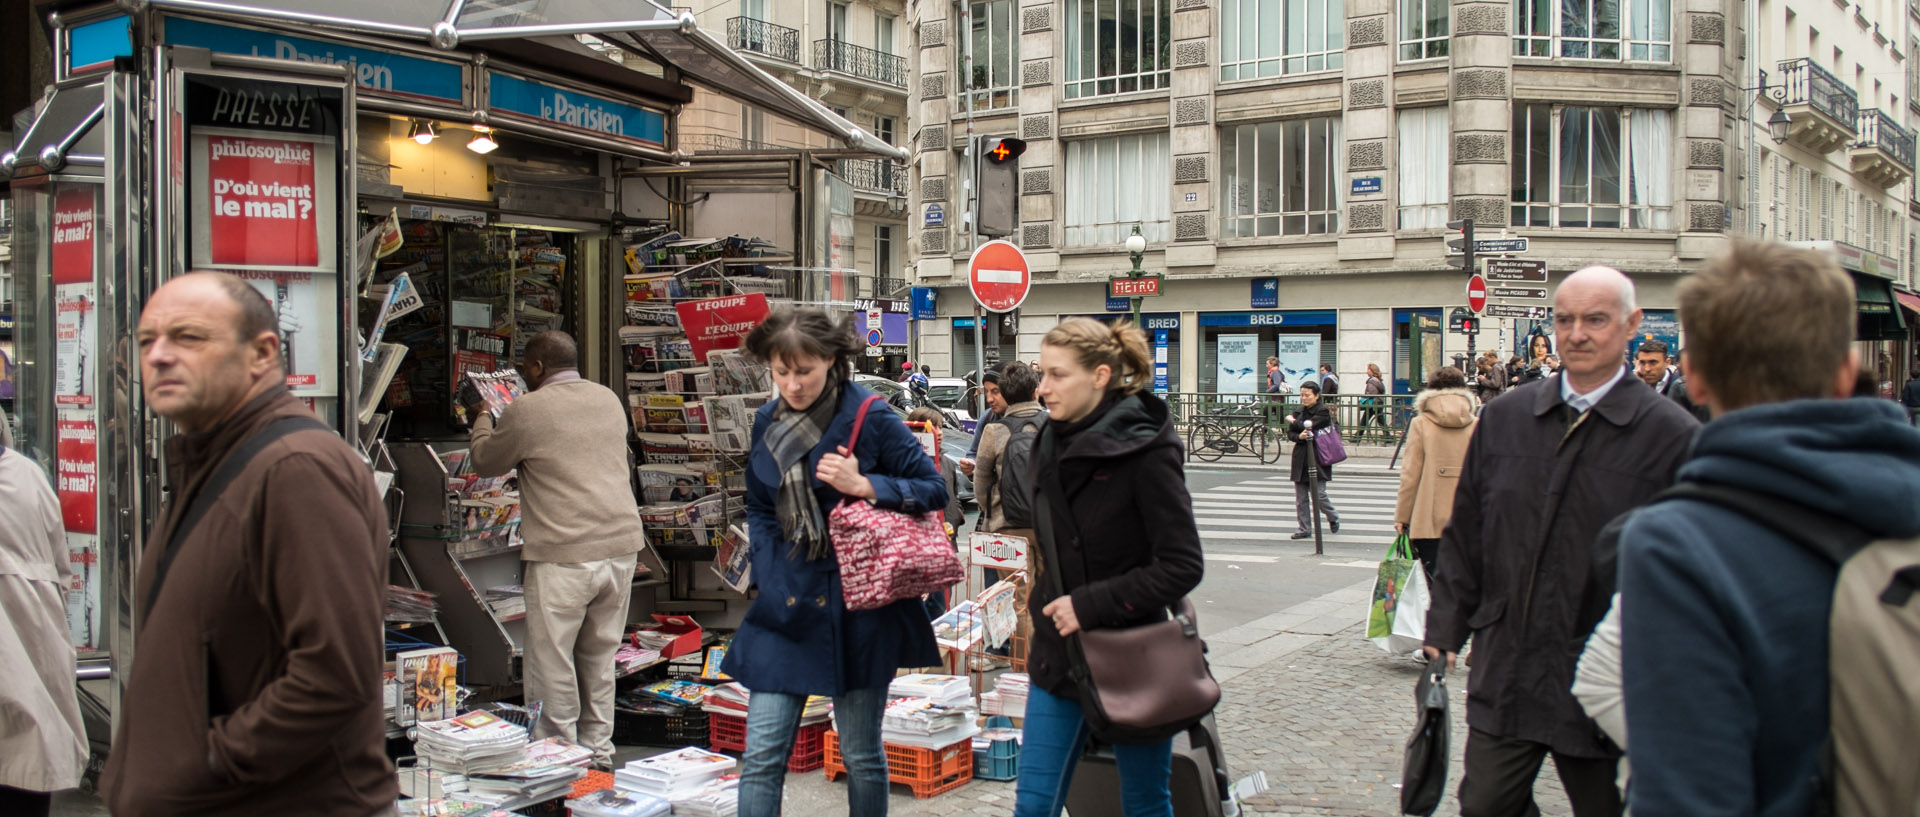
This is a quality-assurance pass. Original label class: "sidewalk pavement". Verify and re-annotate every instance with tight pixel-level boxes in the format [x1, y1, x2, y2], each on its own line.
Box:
[771, 578, 1576, 817]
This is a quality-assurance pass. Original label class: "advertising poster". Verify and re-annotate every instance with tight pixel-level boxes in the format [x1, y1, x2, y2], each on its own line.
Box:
[54, 287, 97, 406]
[56, 413, 101, 651]
[188, 130, 338, 272]
[1633, 309, 1680, 359]
[238, 271, 338, 396]
[1216, 334, 1260, 394]
[51, 186, 95, 285]
[1276, 335, 1324, 392]
[674, 294, 772, 361]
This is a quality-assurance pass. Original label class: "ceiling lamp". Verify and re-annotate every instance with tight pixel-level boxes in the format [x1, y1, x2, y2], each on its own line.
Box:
[408, 120, 438, 145]
[467, 125, 499, 155]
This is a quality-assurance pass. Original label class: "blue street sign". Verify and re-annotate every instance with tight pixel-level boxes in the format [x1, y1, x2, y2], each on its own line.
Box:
[1153, 329, 1170, 393]
[911, 287, 938, 319]
[488, 71, 667, 146]
[163, 18, 466, 104]
[1350, 176, 1383, 196]
[1251, 277, 1278, 309]
[68, 15, 133, 73]
[924, 203, 945, 227]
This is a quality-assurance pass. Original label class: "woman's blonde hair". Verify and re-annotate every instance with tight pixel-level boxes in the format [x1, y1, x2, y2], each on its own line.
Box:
[1041, 317, 1152, 395]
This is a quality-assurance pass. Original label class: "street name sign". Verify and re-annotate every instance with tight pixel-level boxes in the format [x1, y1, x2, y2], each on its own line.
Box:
[968, 239, 1032, 313]
[1491, 287, 1548, 300]
[1484, 258, 1547, 282]
[1485, 304, 1549, 320]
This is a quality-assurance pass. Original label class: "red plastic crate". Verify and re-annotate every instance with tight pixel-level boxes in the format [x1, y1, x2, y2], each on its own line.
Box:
[707, 713, 828, 773]
[822, 730, 973, 798]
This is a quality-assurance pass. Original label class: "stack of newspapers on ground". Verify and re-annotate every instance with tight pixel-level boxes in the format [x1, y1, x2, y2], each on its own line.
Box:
[413, 711, 529, 773]
[980, 673, 1029, 718]
[699, 682, 831, 725]
[566, 788, 671, 817]
[402, 730, 589, 813]
[877, 676, 978, 749]
[611, 747, 739, 816]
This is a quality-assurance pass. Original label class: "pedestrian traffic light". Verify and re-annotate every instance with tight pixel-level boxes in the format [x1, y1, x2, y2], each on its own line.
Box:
[1446, 219, 1475, 272]
[1459, 316, 1479, 333]
[976, 136, 1024, 238]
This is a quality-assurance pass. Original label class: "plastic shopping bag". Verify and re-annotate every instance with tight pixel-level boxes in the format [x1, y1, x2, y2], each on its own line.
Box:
[1368, 535, 1429, 654]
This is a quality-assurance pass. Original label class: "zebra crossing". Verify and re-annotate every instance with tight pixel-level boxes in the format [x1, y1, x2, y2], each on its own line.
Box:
[1187, 462, 1405, 547]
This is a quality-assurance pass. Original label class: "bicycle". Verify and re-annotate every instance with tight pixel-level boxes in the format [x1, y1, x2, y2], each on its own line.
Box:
[1187, 402, 1285, 464]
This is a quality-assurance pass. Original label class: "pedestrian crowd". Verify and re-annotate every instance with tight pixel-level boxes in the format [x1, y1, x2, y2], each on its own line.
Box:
[5, 239, 1920, 817]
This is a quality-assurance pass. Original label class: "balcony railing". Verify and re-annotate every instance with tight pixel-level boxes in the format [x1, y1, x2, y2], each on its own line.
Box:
[680, 133, 786, 152]
[727, 16, 799, 63]
[1855, 109, 1916, 171]
[1777, 57, 1860, 130]
[836, 158, 907, 195]
[813, 39, 907, 88]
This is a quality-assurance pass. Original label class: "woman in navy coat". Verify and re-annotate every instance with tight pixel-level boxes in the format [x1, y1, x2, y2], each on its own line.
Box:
[722, 308, 945, 817]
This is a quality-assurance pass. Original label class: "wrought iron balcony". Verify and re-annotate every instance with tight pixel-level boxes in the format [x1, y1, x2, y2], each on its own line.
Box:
[1774, 58, 1860, 153]
[836, 158, 908, 195]
[1850, 109, 1915, 189]
[727, 16, 800, 63]
[813, 39, 908, 89]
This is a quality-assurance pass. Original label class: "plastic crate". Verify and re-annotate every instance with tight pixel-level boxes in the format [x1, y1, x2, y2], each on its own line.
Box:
[706, 712, 827, 772]
[973, 716, 1020, 781]
[613, 706, 709, 747]
[569, 769, 614, 799]
[823, 730, 974, 798]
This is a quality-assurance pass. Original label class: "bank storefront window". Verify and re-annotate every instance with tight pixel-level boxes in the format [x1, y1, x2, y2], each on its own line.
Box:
[1199, 310, 1337, 393]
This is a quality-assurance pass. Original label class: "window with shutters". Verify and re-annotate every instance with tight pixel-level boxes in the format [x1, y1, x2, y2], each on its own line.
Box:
[1865, 200, 1876, 251]
[1819, 177, 1833, 240]
[1798, 166, 1812, 240]
[1845, 191, 1856, 245]
[1771, 154, 1787, 237]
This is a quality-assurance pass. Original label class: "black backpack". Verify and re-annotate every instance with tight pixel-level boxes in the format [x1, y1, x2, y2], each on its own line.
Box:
[996, 412, 1045, 529]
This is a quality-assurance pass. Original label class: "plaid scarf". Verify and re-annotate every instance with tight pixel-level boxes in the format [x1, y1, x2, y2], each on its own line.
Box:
[765, 376, 844, 561]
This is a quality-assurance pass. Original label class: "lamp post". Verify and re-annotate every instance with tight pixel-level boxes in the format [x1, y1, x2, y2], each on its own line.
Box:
[1125, 225, 1147, 325]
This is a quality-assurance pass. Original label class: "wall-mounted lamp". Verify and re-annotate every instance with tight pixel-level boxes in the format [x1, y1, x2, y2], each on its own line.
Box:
[1767, 109, 1792, 145]
[408, 120, 439, 145]
[467, 125, 498, 155]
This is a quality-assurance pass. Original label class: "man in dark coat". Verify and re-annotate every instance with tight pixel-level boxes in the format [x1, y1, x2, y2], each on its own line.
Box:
[1424, 266, 1699, 817]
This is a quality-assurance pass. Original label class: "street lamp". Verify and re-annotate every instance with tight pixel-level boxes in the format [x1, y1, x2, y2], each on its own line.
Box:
[1767, 109, 1792, 145]
[1125, 225, 1147, 324]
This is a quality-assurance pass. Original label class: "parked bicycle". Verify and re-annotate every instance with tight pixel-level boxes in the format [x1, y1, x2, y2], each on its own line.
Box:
[1187, 401, 1285, 464]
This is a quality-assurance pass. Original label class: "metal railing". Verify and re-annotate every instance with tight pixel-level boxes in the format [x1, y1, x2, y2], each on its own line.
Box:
[1776, 58, 1860, 130]
[1855, 109, 1916, 170]
[727, 16, 800, 63]
[836, 157, 907, 195]
[1164, 393, 1421, 453]
[679, 133, 786, 152]
[813, 39, 908, 88]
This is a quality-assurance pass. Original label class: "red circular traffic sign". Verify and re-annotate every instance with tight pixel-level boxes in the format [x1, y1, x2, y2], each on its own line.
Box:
[968, 239, 1031, 313]
[1466, 273, 1488, 314]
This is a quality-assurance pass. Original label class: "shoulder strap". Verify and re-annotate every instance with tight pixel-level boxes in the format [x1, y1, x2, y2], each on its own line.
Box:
[143, 415, 331, 622]
[844, 394, 885, 452]
[1656, 482, 1873, 566]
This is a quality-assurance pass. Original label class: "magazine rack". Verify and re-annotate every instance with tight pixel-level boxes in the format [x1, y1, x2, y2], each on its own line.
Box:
[392, 441, 528, 689]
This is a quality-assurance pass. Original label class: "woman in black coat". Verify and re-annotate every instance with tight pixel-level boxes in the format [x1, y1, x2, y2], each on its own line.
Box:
[1017, 318, 1205, 817]
[1286, 380, 1339, 539]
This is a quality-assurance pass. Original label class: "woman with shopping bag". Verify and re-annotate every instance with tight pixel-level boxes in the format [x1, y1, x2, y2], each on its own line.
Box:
[1285, 381, 1340, 539]
[1392, 366, 1478, 580]
[1018, 318, 1208, 817]
[723, 308, 950, 817]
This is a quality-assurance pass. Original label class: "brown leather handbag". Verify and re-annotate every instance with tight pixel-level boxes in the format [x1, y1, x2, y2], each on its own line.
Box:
[1034, 487, 1220, 744]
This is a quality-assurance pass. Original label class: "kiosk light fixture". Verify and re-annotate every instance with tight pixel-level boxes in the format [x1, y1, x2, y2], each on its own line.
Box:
[408, 120, 438, 145]
[467, 125, 499, 154]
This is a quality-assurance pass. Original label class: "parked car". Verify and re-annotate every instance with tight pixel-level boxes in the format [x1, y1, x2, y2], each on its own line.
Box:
[884, 397, 976, 508]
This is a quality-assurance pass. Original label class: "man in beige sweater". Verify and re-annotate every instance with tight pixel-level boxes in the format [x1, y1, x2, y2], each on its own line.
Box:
[469, 331, 644, 767]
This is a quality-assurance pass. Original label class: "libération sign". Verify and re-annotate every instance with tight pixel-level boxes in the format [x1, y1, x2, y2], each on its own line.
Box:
[487, 71, 667, 147]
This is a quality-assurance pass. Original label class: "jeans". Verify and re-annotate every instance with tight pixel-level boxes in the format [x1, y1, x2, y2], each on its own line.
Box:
[1013, 685, 1173, 817]
[1293, 480, 1339, 533]
[739, 686, 889, 817]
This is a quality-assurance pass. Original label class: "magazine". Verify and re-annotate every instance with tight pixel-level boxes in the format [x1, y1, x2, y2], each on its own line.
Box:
[396, 646, 458, 726]
[706, 349, 771, 395]
[701, 644, 731, 680]
[456, 369, 528, 424]
[930, 602, 987, 652]
[977, 578, 1021, 649]
[703, 392, 769, 455]
[710, 524, 751, 594]
[357, 342, 409, 424]
[634, 679, 713, 706]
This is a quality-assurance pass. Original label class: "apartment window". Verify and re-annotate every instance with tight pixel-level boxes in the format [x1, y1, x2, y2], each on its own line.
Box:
[1400, 0, 1448, 61]
[1510, 104, 1673, 228]
[829, 2, 849, 42]
[961, 0, 1019, 111]
[1397, 108, 1449, 228]
[742, 107, 766, 145]
[1220, 0, 1346, 81]
[875, 225, 895, 280]
[1514, 0, 1671, 60]
[1865, 199, 1877, 252]
[1064, 0, 1173, 98]
[1220, 117, 1343, 237]
[1065, 132, 1172, 245]
[875, 115, 896, 146]
[875, 13, 895, 54]
[1910, 38, 1920, 112]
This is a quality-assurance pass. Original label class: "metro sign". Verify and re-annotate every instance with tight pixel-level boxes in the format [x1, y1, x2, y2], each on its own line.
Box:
[1109, 275, 1164, 298]
[968, 239, 1032, 313]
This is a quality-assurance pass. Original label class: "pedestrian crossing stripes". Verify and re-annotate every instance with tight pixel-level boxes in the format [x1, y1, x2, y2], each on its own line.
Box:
[1188, 467, 1405, 545]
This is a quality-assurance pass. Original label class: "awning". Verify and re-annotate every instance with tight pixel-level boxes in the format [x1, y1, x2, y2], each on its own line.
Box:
[1896, 289, 1920, 317]
[35, 0, 903, 161]
[1850, 271, 1909, 341]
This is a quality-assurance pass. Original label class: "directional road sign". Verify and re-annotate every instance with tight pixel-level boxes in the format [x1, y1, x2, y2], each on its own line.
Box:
[1466, 274, 1488, 313]
[968, 239, 1032, 313]
[1491, 287, 1548, 300]
[1449, 237, 1530, 256]
[1485, 304, 1550, 320]
[1484, 258, 1548, 282]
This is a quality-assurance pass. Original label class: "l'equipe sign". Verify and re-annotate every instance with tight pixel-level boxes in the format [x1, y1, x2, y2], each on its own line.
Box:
[675, 293, 772, 360]
[488, 71, 667, 147]
[968, 239, 1032, 313]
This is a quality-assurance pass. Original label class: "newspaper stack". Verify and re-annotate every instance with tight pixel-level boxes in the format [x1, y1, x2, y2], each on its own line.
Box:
[615, 644, 662, 676]
[876, 698, 980, 750]
[671, 777, 741, 817]
[412, 711, 529, 774]
[613, 747, 738, 801]
[698, 683, 830, 725]
[889, 674, 973, 707]
[386, 585, 437, 623]
[566, 788, 671, 817]
[484, 585, 524, 619]
[980, 673, 1030, 718]
[457, 760, 585, 804]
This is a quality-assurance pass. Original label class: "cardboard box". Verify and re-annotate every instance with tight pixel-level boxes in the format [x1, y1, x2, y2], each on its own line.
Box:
[636, 614, 704, 659]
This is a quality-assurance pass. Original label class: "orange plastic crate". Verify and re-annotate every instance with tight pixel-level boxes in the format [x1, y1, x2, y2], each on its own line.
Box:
[822, 730, 973, 798]
[569, 769, 614, 799]
[707, 713, 828, 773]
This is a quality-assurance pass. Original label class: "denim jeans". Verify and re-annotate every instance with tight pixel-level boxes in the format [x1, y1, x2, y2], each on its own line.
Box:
[738, 686, 889, 817]
[1013, 685, 1174, 817]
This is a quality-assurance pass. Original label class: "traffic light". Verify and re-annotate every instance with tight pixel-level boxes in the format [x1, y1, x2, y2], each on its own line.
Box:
[1459, 316, 1479, 333]
[976, 136, 1025, 238]
[1446, 218, 1475, 272]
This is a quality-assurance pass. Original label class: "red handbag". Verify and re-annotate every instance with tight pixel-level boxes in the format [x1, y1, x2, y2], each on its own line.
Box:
[830, 395, 965, 611]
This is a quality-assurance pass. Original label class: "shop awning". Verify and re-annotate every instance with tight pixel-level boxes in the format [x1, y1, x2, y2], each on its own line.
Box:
[1851, 271, 1909, 341]
[1896, 288, 1920, 317]
[37, 0, 904, 162]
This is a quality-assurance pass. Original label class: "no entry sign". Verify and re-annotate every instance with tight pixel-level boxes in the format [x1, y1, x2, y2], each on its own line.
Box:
[968, 239, 1031, 313]
[1466, 274, 1488, 314]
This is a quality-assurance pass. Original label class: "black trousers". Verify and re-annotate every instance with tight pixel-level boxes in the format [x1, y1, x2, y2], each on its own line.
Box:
[1458, 729, 1622, 817]
[0, 786, 52, 817]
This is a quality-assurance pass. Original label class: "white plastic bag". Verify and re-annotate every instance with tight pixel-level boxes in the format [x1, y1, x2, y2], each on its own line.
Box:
[1368, 535, 1429, 654]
